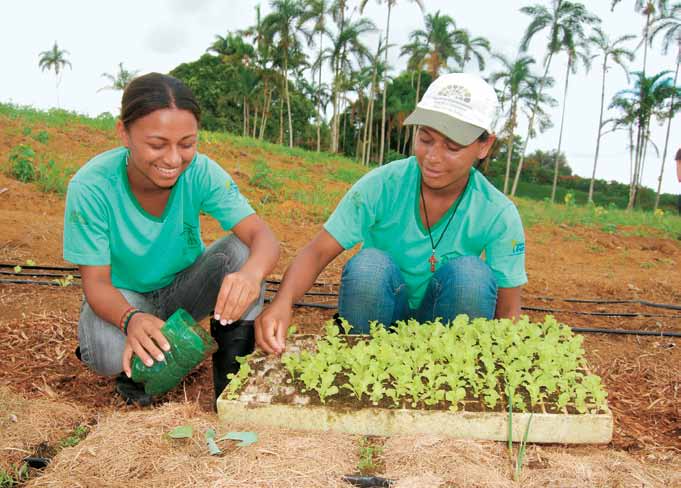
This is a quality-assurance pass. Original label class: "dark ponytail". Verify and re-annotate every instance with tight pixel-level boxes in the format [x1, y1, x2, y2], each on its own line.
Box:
[120, 73, 201, 129]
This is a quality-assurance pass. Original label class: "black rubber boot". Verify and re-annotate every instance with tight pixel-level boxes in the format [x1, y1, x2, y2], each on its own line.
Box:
[210, 319, 255, 406]
[115, 374, 153, 407]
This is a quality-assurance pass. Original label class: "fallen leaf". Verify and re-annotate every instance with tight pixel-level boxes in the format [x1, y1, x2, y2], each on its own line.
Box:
[205, 429, 221, 455]
[168, 425, 193, 439]
[218, 431, 258, 446]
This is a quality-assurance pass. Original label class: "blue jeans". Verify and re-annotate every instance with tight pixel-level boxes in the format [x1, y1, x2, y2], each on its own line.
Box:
[338, 248, 498, 334]
[77, 234, 265, 376]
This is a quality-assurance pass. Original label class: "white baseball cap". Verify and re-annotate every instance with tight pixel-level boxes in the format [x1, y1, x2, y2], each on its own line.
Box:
[404, 73, 499, 146]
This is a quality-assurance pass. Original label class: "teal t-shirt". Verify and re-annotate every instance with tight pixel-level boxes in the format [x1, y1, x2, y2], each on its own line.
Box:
[63, 147, 255, 293]
[324, 156, 527, 309]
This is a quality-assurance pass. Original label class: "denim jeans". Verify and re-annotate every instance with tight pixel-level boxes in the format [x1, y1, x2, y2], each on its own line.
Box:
[77, 234, 264, 376]
[338, 248, 498, 334]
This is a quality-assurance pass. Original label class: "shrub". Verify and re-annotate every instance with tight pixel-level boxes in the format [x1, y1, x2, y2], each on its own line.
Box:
[8, 144, 36, 182]
[36, 159, 74, 194]
[248, 159, 282, 191]
[33, 130, 49, 144]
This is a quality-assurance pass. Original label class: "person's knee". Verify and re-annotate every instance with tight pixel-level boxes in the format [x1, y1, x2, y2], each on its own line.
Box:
[436, 256, 495, 287]
[212, 234, 250, 270]
[342, 248, 400, 294]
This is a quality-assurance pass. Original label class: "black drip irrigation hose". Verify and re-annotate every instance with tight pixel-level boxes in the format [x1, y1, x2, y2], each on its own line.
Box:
[529, 295, 681, 311]
[571, 327, 681, 338]
[521, 306, 681, 319]
[0, 263, 78, 272]
[3, 263, 681, 338]
[0, 270, 80, 279]
[0, 279, 79, 287]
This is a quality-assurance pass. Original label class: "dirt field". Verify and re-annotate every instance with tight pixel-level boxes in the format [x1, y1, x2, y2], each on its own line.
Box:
[1, 119, 680, 486]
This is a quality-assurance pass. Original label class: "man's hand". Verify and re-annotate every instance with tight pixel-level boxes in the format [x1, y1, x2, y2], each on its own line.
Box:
[122, 313, 170, 377]
[254, 300, 292, 354]
[214, 271, 261, 325]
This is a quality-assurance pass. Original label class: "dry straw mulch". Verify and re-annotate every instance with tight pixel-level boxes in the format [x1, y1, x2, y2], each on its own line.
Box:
[0, 386, 89, 470]
[27, 402, 359, 488]
[382, 435, 681, 488]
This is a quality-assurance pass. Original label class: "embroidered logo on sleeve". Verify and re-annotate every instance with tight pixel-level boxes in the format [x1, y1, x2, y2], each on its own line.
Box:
[69, 210, 88, 225]
[350, 190, 363, 208]
[511, 240, 525, 255]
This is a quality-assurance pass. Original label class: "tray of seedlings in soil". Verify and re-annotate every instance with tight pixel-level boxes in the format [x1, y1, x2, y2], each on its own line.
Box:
[217, 315, 613, 444]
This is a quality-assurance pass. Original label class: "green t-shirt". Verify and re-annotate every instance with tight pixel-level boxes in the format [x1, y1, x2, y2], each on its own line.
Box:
[63, 147, 254, 293]
[324, 156, 527, 309]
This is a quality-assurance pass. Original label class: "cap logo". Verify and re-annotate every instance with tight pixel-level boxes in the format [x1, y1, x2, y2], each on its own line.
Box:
[437, 84, 471, 104]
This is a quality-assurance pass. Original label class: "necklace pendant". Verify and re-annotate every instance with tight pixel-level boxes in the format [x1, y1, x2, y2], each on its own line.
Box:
[429, 251, 437, 273]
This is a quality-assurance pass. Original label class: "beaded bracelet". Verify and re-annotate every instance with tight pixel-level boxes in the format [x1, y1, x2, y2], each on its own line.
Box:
[123, 309, 143, 335]
[118, 306, 136, 331]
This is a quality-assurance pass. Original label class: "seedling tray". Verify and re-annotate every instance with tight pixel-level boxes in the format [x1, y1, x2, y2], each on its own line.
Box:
[217, 334, 613, 444]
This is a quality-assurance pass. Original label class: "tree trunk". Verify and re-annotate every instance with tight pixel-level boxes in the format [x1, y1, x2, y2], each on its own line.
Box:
[550, 59, 572, 203]
[627, 116, 645, 209]
[317, 30, 324, 152]
[55, 75, 61, 109]
[378, 3, 392, 165]
[503, 101, 517, 195]
[654, 48, 680, 211]
[243, 97, 248, 137]
[260, 87, 272, 140]
[330, 8, 346, 153]
[284, 56, 294, 148]
[411, 67, 423, 155]
[511, 50, 555, 196]
[279, 87, 284, 145]
[402, 126, 410, 154]
[589, 55, 609, 204]
[252, 104, 259, 138]
[396, 121, 401, 156]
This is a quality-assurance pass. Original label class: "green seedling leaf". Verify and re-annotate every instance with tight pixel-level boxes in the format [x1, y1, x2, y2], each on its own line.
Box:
[205, 429, 222, 455]
[168, 425, 193, 439]
[25, 259, 36, 266]
[287, 325, 298, 338]
[217, 431, 258, 446]
[13, 266, 21, 273]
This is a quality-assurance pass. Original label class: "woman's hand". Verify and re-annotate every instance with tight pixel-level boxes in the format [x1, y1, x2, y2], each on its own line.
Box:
[254, 300, 292, 354]
[122, 313, 170, 377]
[213, 271, 261, 325]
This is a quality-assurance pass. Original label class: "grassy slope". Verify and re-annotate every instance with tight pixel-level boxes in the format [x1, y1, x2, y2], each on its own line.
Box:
[2, 102, 681, 238]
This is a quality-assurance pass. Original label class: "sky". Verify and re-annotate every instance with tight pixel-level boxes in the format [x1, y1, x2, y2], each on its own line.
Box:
[2, 0, 680, 195]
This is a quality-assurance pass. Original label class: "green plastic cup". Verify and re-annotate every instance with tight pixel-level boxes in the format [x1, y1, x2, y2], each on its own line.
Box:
[131, 308, 218, 396]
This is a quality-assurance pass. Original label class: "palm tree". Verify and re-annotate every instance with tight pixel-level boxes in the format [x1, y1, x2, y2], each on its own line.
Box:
[510, 1, 599, 197]
[360, 0, 425, 165]
[38, 41, 72, 108]
[301, 0, 332, 151]
[262, 0, 308, 148]
[549, 33, 598, 203]
[611, 71, 680, 208]
[400, 30, 429, 154]
[491, 54, 549, 194]
[408, 11, 460, 78]
[328, 15, 376, 154]
[611, 1, 670, 80]
[586, 28, 636, 203]
[455, 29, 492, 71]
[329, 0, 350, 153]
[98, 63, 139, 92]
[650, 3, 681, 209]
[242, 5, 279, 140]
